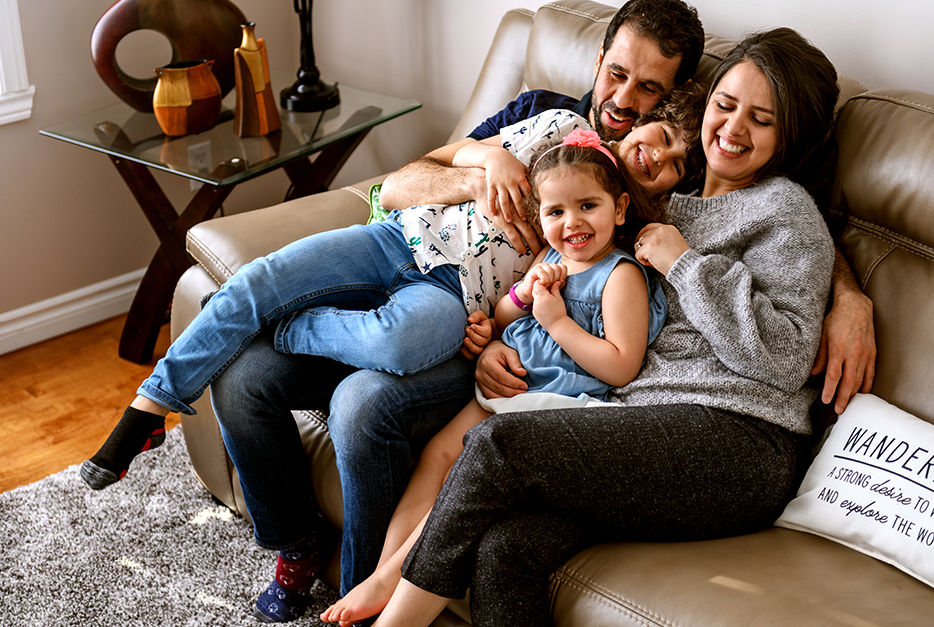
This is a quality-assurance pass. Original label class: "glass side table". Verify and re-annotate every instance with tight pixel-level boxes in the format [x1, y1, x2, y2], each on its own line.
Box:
[41, 80, 420, 363]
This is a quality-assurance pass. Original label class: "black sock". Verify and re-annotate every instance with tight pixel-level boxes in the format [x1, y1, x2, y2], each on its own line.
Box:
[80, 406, 166, 490]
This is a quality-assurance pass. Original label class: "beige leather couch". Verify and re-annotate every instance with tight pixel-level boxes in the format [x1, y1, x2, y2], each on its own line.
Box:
[172, 1, 934, 624]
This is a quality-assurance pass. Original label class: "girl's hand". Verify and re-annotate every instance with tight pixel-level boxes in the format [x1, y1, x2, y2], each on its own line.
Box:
[461, 311, 495, 360]
[517, 262, 567, 303]
[634, 223, 690, 276]
[531, 280, 567, 329]
[483, 149, 531, 225]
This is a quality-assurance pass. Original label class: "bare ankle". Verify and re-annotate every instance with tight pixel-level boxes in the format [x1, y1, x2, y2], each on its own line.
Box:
[130, 395, 170, 416]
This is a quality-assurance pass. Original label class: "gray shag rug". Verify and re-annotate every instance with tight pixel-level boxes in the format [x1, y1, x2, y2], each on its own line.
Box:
[0, 427, 339, 626]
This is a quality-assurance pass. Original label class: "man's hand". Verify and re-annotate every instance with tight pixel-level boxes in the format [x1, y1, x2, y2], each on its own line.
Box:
[461, 311, 496, 360]
[812, 289, 876, 414]
[475, 145, 530, 224]
[475, 341, 527, 398]
[811, 249, 876, 414]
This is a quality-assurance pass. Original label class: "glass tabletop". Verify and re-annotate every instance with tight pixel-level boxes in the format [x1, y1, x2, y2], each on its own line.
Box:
[40, 75, 420, 187]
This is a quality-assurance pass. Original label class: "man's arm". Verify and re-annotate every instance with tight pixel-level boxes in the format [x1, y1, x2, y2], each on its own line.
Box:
[811, 247, 876, 414]
[379, 140, 484, 210]
[379, 139, 542, 254]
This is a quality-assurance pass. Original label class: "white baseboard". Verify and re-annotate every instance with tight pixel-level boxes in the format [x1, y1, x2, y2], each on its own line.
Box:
[0, 269, 146, 356]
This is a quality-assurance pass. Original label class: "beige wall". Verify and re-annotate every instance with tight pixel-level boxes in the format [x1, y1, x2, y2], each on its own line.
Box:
[2, 0, 933, 353]
[0, 0, 300, 351]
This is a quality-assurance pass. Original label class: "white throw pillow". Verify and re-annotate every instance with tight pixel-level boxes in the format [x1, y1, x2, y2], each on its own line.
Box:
[775, 393, 934, 588]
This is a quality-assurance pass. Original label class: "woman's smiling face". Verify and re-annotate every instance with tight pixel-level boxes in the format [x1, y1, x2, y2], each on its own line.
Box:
[701, 60, 779, 196]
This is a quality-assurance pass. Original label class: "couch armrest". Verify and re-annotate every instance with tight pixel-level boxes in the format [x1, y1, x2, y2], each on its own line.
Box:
[172, 176, 381, 523]
[185, 176, 380, 285]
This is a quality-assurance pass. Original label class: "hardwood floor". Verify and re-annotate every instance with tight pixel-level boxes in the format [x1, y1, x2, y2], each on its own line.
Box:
[0, 315, 178, 493]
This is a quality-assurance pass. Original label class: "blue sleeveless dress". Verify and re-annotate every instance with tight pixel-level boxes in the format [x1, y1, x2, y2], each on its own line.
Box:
[500, 247, 666, 402]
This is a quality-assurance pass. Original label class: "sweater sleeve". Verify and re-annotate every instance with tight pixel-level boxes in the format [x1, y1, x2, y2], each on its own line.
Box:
[665, 181, 835, 392]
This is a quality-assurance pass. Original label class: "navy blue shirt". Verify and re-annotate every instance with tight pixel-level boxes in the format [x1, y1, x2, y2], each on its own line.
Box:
[467, 90, 592, 140]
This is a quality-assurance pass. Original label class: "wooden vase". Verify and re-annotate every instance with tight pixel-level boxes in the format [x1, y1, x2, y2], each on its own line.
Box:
[153, 60, 222, 136]
[234, 22, 282, 137]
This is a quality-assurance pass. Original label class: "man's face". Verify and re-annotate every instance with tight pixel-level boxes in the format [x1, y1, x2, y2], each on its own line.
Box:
[590, 25, 682, 141]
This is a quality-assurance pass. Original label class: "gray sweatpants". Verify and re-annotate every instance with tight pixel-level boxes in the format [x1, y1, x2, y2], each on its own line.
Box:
[401, 404, 809, 626]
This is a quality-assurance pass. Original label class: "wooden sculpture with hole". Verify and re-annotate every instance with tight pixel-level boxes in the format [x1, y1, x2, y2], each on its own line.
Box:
[91, 0, 246, 112]
[233, 22, 282, 137]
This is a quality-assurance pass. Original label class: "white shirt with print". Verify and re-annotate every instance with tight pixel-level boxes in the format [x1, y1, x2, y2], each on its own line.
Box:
[399, 109, 590, 316]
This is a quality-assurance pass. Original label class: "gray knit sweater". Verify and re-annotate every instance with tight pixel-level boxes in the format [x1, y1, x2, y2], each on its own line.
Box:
[610, 176, 835, 434]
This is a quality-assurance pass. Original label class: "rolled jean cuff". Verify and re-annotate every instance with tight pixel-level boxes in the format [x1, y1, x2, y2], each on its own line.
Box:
[136, 383, 196, 415]
[253, 528, 320, 553]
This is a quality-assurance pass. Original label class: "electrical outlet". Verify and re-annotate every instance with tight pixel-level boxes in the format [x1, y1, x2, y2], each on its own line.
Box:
[187, 141, 212, 191]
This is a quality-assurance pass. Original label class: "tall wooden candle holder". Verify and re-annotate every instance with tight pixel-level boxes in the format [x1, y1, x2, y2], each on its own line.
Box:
[233, 22, 282, 137]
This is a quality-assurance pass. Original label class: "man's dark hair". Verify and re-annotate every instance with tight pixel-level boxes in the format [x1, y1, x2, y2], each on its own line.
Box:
[604, 0, 705, 85]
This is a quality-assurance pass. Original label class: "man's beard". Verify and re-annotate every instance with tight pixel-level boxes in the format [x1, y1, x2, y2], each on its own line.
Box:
[590, 95, 638, 142]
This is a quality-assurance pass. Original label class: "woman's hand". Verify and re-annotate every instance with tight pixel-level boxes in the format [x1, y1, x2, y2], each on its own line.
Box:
[475, 341, 527, 398]
[634, 223, 690, 276]
[461, 311, 495, 360]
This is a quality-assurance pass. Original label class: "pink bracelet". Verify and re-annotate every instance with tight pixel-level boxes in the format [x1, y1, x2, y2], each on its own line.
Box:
[509, 282, 532, 312]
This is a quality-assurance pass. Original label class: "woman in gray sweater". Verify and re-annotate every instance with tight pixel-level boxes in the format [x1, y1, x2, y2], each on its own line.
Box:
[365, 27, 839, 627]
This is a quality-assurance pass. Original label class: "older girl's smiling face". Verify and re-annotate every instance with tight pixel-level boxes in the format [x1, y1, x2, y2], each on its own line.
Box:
[702, 60, 779, 197]
[610, 121, 688, 194]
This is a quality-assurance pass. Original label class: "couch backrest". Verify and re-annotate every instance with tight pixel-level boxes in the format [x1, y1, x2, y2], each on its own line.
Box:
[833, 90, 934, 425]
[449, 0, 864, 142]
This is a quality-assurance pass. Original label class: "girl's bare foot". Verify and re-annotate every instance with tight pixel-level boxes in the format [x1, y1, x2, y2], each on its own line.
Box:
[320, 566, 400, 626]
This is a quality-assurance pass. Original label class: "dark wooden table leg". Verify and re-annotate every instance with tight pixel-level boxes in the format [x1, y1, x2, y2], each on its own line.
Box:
[111, 157, 233, 363]
[282, 106, 384, 199]
[282, 129, 371, 198]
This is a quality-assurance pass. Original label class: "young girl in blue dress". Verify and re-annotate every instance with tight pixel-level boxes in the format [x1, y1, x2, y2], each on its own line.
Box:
[319, 128, 666, 626]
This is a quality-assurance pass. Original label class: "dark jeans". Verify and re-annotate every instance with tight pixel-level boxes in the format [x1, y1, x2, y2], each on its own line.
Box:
[210, 330, 475, 595]
[401, 404, 810, 626]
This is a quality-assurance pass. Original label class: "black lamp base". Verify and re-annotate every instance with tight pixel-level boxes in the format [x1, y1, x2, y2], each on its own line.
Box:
[280, 68, 340, 112]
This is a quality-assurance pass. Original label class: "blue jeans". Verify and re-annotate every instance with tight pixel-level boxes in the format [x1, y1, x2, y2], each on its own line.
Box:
[139, 219, 466, 414]
[209, 331, 475, 596]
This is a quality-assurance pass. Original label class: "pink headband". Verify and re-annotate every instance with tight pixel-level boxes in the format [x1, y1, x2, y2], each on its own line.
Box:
[531, 128, 619, 172]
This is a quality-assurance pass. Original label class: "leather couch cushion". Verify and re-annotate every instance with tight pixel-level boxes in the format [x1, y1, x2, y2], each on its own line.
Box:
[551, 527, 934, 627]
